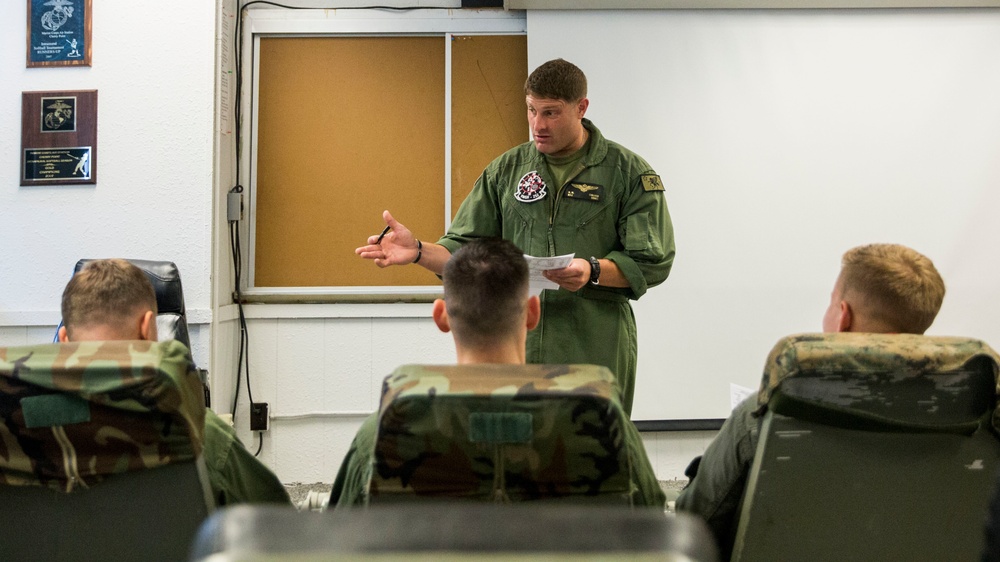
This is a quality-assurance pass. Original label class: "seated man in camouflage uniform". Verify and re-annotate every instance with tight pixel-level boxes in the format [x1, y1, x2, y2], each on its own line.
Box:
[330, 238, 665, 508]
[58, 258, 291, 506]
[675, 243, 947, 559]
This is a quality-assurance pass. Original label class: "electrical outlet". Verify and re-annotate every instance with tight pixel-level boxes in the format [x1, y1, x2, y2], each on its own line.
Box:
[250, 402, 269, 431]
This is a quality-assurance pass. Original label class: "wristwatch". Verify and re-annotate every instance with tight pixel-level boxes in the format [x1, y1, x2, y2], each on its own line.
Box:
[588, 257, 601, 286]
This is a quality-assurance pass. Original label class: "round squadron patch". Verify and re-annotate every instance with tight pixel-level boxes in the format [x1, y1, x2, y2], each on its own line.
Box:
[514, 170, 547, 203]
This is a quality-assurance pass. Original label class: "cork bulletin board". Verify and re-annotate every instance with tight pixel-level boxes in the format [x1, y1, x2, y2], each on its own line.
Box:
[253, 35, 527, 290]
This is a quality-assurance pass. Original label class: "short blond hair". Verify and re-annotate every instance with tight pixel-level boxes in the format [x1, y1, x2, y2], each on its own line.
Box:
[61, 259, 157, 339]
[839, 244, 945, 334]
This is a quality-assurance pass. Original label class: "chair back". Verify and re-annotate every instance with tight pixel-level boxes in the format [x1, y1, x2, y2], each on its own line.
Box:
[732, 333, 1000, 562]
[64, 258, 192, 348]
[190, 504, 720, 561]
[366, 364, 635, 505]
[0, 340, 214, 562]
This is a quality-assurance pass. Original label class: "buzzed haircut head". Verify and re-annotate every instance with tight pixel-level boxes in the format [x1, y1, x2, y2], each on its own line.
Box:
[524, 58, 587, 103]
[839, 243, 945, 334]
[61, 259, 158, 340]
[442, 238, 529, 348]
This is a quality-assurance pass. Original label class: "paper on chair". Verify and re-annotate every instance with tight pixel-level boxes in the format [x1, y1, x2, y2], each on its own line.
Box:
[730, 383, 756, 411]
[524, 253, 575, 294]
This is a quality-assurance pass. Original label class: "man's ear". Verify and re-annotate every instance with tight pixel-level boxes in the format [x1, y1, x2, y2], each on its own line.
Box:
[576, 98, 590, 119]
[525, 295, 541, 331]
[139, 310, 158, 341]
[57, 325, 70, 342]
[838, 301, 853, 332]
[432, 299, 451, 333]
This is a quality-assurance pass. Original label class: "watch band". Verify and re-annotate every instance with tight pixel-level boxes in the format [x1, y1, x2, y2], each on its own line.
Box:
[588, 256, 601, 285]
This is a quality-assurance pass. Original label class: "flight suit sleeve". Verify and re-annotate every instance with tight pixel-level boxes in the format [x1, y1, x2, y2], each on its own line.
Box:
[623, 419, 667, 509]
[329, 413, 379, 508]
[203, 410, 291, 506]
[438, 167, 504, 255]
[674, 397, 759, 558]
[605, 167, 675, 300]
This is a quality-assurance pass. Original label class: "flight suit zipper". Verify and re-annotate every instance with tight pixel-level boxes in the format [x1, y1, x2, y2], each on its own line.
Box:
[546, 160, 588, 255]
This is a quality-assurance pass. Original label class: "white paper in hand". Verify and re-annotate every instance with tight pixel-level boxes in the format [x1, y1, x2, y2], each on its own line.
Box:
[524, 253, 575, 294]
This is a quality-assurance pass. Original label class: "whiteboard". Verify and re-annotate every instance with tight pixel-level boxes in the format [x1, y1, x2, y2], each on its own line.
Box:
[527, 9, 1000, 421]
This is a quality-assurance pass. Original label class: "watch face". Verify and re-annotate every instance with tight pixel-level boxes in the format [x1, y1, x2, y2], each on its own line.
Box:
[589, 258, 600, 284]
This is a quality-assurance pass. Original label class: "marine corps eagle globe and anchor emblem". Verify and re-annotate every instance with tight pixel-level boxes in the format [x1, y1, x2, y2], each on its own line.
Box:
[515, 170, 547, 203]
[42, 98, 75, 132]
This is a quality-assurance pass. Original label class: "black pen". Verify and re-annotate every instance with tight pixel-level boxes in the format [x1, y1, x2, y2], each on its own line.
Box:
[375, 225, 391, 245]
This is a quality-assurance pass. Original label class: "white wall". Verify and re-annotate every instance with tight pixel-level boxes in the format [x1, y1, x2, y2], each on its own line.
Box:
[0, 1, 216, 365]
[230, 306, 710, 484]
[528, 8, 1000, 422]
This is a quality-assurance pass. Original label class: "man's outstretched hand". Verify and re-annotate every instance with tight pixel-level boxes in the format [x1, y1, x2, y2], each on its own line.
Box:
[355, 210, 420, 268]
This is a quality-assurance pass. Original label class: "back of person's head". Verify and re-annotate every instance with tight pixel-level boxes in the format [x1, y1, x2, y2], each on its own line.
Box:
[524, 58, 587, 103]
[838, 243, 945, 334]
[61, 258, 158, 341]
[442, 238, 529, 348]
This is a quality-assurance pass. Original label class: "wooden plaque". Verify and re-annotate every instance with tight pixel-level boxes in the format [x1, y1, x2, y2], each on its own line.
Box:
[26, 0, 92, 67]
[21, 90, 98, 185]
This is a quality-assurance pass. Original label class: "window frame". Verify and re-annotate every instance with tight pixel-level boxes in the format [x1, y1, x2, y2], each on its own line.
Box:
[240, 8, 526, 302]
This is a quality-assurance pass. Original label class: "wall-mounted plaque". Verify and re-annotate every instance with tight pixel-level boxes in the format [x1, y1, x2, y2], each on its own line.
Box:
[26, 0, 92, 67]
[21, 90, 97, 185]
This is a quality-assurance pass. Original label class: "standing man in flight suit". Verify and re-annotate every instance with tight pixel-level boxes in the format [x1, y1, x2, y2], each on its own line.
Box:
[356, 58, 675, 414]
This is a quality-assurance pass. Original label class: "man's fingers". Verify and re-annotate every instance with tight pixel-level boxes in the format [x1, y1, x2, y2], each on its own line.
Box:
[383, 210, 398, 229]
[356, 246, 386, 259]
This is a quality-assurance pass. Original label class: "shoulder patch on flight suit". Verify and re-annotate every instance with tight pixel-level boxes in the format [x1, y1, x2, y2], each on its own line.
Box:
[565, 182, 604, 202]
[640, 174, 665, 192]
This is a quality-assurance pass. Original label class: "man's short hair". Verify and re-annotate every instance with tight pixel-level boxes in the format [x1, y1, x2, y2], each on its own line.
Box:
[61, 259, 158, 339]
[443, 238, 529, 348]
[524, 58, 587, 103]
[839, 243, 945, 334]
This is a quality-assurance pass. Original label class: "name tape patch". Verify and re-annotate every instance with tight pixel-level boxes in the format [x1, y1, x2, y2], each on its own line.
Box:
[565, 182, 604, 202]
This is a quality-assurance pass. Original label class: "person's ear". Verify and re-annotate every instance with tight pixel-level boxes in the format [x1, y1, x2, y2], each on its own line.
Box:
[57, 325, 70, 343]
[525, 295, 541, 331]
[432, 299, 451, 333]
[139, 310, 158, 341]
[576, 98, 589, 119]
[838, 301, 853, 332]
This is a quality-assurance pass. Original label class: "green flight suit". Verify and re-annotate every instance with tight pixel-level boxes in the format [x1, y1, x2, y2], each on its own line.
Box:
[203, 410, 292, 506]
[437, 119, 676, 414]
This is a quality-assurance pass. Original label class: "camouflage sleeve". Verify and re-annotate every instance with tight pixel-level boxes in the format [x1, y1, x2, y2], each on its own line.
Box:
[202, 410, 291, 506]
